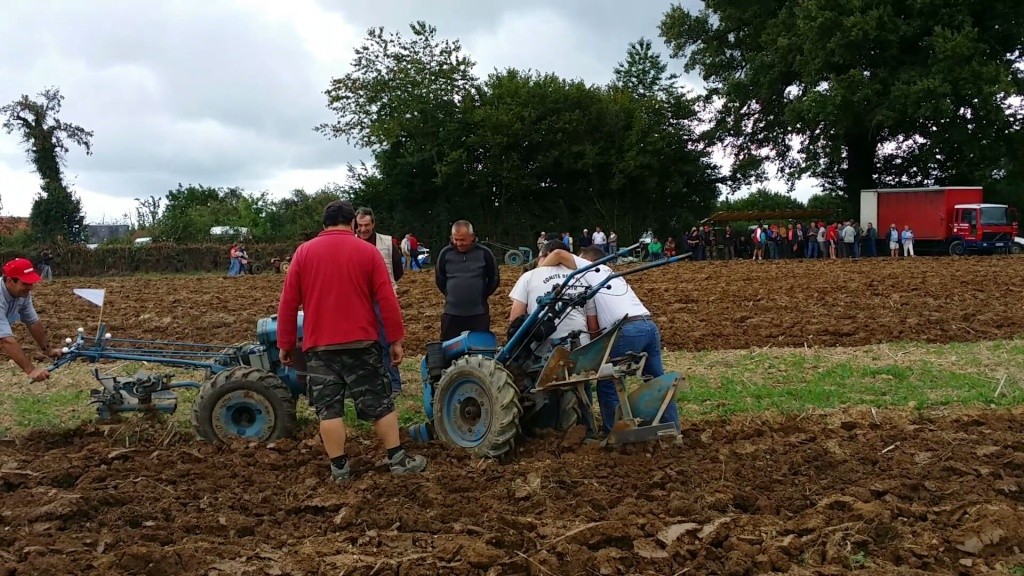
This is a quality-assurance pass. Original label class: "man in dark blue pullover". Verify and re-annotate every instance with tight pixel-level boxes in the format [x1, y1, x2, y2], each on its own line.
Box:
[435, 220, 500, 341]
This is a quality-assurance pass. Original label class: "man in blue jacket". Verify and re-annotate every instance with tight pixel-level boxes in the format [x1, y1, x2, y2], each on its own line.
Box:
[434, 220, 500, 341]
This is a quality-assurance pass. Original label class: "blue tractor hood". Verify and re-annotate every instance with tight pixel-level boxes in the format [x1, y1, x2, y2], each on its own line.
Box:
[257, 312, 304, 349]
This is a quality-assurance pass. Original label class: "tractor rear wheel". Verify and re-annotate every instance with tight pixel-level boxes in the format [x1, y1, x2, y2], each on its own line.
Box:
[192, 366, 297, 444]
[432, 356, 522, 459]
[504, 250, 525, 266]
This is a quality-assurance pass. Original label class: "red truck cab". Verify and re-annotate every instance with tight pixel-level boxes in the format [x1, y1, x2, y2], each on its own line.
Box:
[949, 203, 1020, 255]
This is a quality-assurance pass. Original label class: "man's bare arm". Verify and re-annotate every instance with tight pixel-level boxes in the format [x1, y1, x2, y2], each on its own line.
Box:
[539, 250, 577, 269]
[26, 322, 60, 358]
[509, 300, 528, 322]
[1, 336, 37, 375]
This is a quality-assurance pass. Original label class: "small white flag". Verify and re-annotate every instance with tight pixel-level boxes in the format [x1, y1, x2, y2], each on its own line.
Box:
[73, 288, 106, 307]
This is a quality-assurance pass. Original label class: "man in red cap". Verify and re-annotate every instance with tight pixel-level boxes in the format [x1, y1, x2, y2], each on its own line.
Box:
[2, 258, 61, 382]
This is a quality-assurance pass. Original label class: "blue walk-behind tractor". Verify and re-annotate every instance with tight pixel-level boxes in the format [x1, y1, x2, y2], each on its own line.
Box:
[406, 245, 690, 458]
[45, 315, 312, 444]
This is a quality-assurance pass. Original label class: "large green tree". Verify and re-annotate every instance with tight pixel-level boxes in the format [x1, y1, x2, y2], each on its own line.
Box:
[1, 87, 92, 243]
[154, 184, 273, 243]
[322, 23, 722, 246]
[659, 0, 1024, 209]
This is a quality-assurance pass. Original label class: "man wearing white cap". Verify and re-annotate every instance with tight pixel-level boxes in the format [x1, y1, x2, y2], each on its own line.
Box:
[2, 258, 61, 382]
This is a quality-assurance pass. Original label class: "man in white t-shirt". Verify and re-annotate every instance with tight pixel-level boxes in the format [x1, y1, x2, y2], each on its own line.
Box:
[591, 227, 608, 254]
[509, 241, 599, 356]
[537, 245, 680, 435]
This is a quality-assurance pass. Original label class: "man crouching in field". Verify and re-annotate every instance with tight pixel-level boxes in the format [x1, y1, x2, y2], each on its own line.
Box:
[2, 258, 62, 382]
[276, 200, 427, 482]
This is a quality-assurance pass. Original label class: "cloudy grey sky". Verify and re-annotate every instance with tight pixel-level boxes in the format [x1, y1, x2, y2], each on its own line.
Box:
[0, 0, 814, 222]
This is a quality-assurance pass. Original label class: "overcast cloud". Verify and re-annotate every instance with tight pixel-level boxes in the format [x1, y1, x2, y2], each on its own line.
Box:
[0, 0, 814, 223]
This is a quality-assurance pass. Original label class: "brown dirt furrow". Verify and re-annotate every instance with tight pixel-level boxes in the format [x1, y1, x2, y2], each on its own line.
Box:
[1, 407, 1022, 574]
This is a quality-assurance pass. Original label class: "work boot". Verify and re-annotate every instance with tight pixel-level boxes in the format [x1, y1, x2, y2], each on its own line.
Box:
[388, 449, 427, 475]
[330, 461, 351, 483]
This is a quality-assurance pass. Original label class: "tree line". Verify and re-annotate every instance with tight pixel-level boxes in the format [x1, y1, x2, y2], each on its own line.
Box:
[3, 1, 1022, 251]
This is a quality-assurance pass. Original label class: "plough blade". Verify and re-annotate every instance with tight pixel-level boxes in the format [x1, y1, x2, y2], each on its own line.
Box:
[605, 422, 680, 445]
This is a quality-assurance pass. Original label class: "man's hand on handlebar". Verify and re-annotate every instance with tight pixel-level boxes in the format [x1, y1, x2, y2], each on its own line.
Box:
[46, 348, 62, 359]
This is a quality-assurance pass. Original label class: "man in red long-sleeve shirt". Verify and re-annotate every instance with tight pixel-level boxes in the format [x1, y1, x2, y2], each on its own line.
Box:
[277, 200, 427, 482]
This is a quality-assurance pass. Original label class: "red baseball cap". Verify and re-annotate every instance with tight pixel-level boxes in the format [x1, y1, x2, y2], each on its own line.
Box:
[3, 258, 42, 284]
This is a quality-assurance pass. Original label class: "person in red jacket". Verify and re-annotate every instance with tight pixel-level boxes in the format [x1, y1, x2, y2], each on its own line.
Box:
[277, 200, 427, 482]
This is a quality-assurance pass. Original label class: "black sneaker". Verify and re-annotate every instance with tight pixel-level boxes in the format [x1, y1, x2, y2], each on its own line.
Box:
[388, 449, 427, 475]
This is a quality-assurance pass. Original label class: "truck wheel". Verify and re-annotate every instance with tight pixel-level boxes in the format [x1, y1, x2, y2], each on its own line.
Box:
[949, 241, 966, 257]
[1011, 244, 1022, 255]
[432, 356, 522, 459]
[192, 366, 297, 444]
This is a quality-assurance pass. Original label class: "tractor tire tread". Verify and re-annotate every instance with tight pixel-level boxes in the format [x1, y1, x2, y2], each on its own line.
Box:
[433, 356, 522, 459]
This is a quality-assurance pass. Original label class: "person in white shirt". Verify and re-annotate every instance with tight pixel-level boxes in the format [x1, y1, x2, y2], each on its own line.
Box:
[536, 245, 680, 434]
[509, 241, 599, 356]
[591, 227, 608, 254]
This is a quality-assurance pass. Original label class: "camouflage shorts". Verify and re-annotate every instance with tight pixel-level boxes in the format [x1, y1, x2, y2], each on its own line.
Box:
[304, 344, 394, 422]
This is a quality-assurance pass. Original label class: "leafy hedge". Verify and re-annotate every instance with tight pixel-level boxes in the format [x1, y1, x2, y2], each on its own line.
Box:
[0, 242, 301, 277]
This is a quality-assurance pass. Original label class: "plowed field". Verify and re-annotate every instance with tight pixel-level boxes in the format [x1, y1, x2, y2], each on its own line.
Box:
[3, 256, 1024, 575]
[23, 257, 1024, 355]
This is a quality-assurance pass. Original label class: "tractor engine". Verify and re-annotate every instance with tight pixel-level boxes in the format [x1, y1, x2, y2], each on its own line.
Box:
[255, 312, 306, 397]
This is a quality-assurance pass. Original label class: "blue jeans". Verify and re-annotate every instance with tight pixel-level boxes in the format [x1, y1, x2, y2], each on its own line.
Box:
[374, 302, 402, 393]
[806, 240, 817, 258]
[590, 319, 680, 435]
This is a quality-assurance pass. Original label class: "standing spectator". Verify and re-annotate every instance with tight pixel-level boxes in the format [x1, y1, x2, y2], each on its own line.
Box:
[826, 222, 839, 259]
[435, 220, 501, 341]
[853, 221, 864, 258]
[561, 231, 574, 253]
[697, 226, 708, 261]
[901, 225, 916, 257]
[228, 244, 242, 277]
[817, 222, 828, 259]
[687, 227, 700, 258]
[591, 227, 607, 254]
[887, 224, 900, 257]
[355, 207, 405, 395]
[38, 249, 53, 281]
[608, 231, 618, 255]
[723, 225, 736, 259]
[751, 224, 765, 261]
[580, 229, 592, 249]
[276, 200, 426, 482]
[806, 223, 819, 259]
[865, 223, 878, 257]
[791, 223, 804, 258]
[842, 221, 856, 258]
[537, 231, 547, 254]
[407, 233, 421, 271]
[400, 234, 412, 271]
